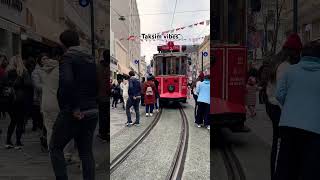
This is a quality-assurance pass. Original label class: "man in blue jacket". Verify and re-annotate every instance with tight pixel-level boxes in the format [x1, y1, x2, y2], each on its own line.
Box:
[275, 40, 320, 180]
[126, 71, 141, 126]
[49, 30, 98, 180]
[196, 75, 210, 129]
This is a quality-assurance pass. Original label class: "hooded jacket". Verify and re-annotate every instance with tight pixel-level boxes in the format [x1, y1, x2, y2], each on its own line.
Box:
[58, 46, 98, 112]
[276, 56, 320, 135]
[196, 79, 210, 104]
[32, 64, 43, 105]
[41, 59, 59, 114]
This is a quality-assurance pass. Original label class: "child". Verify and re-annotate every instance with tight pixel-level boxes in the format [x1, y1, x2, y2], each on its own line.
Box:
[245, 76, 261, 118]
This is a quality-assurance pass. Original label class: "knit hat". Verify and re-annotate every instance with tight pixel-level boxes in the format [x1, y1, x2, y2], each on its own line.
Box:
[283, 33, 302, 53]
[198, 72, 205, 80]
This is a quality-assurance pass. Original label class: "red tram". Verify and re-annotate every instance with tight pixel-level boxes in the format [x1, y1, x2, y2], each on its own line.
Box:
[152, 41, 188, 104]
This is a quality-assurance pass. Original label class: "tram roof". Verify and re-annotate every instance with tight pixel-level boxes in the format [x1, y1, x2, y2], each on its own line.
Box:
[153, 52, 188, 58]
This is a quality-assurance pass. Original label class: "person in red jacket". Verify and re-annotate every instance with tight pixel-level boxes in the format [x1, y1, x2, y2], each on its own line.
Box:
[143, 76, 156, 117]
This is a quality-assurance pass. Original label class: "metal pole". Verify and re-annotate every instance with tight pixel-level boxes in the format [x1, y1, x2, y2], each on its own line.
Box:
[90, 0, 95, 58]
[201, 52, 204, 72]
[138, 61, 140, 79]
[293, 0, 298, 33]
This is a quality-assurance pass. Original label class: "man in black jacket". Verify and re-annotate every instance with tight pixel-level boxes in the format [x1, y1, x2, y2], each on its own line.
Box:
[126, 71, 141, 126]
[49, 30, 98, 180]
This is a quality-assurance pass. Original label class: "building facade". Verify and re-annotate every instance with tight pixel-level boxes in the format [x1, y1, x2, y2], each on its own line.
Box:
[140, 56, 146, 78]
[0, 0, 26, 57]
[281, 0, 320, 43]
[1, 0, 107, 60]
[111, 0, 141, 74]
[184, 45, 199, 82]
[115, 39, 130, 76]
[198, 35, 210, 75]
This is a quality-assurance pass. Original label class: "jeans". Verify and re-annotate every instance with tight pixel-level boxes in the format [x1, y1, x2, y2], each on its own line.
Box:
[274, 127, 320, 180]
[265, 100, 281, 178]
[141, 94, 145, 106]
[112, 96, 118, 108]
[146, 104, 154, 114]
[98, 97, 108, 137]
[7, 107, 25, 144]
[154, 98, 159, 109]
[195, 102, 210, 126]
[126, 97, 140, 124]
[49, 110, 98, 180]
[31, 104, 44, 129]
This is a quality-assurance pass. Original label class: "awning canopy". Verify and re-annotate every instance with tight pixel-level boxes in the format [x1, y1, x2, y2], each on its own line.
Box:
[118, 64, 131, 75]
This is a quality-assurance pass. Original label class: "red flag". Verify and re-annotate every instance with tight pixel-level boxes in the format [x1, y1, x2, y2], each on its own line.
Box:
[199, 21, 205, 25]
[127, 35, 135, 40]
[194, 23, 198, 26]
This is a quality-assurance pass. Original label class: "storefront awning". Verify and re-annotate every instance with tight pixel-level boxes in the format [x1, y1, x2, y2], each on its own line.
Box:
[118, 64, 131, 75]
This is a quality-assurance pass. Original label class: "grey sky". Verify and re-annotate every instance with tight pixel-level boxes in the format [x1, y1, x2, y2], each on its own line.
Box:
[136, 0, 210, 64]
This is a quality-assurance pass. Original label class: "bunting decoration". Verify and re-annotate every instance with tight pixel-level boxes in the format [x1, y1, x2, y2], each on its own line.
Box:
[155, 19, 210, 35]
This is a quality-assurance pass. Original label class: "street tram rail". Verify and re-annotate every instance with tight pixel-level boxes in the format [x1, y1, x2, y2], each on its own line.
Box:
[216, 130, 246, 180]
[166, 105, 189, 180]
[110, 104, 190, 179]
[110, 108, 163, 174]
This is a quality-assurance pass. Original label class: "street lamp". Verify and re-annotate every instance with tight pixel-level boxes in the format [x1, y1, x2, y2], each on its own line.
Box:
[79, 0, 95, 59]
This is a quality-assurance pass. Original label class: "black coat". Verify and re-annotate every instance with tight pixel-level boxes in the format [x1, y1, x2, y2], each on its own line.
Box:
[58, 47, 98, 112]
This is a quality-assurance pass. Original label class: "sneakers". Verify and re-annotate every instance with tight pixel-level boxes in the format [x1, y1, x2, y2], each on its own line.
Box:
[197, 124, 201, 128]
[14, 142, 24, 150]
[207, 126, 210, 130]
[126, 122, 133, 127]
[146, 113, 149, 117]
[5, 142, 14, 149]
[150, 113, 153, 117]
[156, 109, 159, 113]
[133, 123, 140, 127]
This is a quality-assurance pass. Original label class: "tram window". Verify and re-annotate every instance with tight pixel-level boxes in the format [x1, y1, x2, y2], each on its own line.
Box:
[176, 58, 180, 75]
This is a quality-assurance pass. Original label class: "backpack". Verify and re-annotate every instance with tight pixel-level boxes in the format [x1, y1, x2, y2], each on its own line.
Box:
[146, 86, 153, 96]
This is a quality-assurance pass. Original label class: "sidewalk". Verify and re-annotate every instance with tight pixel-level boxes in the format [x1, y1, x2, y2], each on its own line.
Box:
[0, 114, 107, 179]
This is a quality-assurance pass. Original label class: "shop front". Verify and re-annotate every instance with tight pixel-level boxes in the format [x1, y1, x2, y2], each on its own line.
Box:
[0, 0, 26, 58]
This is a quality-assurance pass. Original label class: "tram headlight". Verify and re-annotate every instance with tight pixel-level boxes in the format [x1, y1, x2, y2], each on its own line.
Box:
[168, 85, 175, 92]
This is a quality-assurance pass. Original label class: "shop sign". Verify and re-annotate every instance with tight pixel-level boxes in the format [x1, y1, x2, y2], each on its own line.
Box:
[0, 0, 23, 12]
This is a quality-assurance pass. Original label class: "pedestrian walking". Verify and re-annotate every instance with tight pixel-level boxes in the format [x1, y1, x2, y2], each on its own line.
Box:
[97, 50, 109, 141]
[111, 80, 120, 109]
[120, 75, 129, 111]
[49, 30, 98, 180]
[4, 55, 33, 149]
[31, 54, 47, 132]
[153, 77, 160, 112]
[140, 77, 145, 106]
[195, 75, 210, 129]
[265, 33, 302, 179]
[126, 71, 141, 126]
[274, 40, 320, 180]
[245, 76, 261, 118]
[143, 76, 156, 117]
[0, 54, 9, 134]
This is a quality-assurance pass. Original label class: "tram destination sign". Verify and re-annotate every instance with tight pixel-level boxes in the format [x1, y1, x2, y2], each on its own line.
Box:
[0, 0, 23, 12]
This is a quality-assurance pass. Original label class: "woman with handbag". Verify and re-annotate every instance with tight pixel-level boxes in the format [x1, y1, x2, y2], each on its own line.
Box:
[4, 55, 33, 149]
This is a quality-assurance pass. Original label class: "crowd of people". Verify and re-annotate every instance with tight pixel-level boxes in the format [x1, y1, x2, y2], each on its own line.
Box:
[246, 33, 320, 180]
[110, 71, 161, 126]
[110, 69, 211, 130]
[0, 30, 108, 180]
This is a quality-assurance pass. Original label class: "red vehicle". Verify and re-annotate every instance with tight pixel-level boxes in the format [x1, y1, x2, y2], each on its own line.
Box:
[152, 41, 188, 104]
[211, 46, 248, 131]
[211, 0, 249, 131]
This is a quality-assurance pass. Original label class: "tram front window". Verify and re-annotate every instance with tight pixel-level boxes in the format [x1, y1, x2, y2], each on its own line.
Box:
[155, 56, 187, 75]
